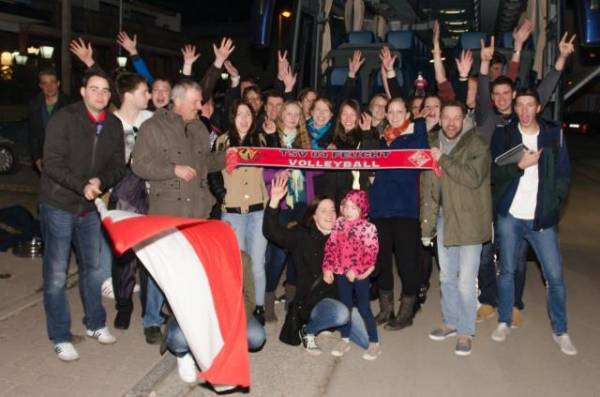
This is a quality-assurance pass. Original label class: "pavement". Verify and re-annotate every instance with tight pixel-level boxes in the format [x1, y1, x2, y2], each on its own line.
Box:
[0, 138, 599, 397]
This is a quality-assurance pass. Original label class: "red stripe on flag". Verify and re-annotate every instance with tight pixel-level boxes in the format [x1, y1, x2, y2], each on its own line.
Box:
[180, 222, 250, 387]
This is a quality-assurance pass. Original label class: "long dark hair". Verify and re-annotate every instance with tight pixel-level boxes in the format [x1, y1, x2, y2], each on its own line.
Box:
[301, 195, 336, 228]
[227, 100, 262, 147]
[333, 99, 362, 148]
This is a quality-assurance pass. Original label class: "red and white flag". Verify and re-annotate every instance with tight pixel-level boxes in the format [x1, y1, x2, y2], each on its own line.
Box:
[95, 200, 250, 388]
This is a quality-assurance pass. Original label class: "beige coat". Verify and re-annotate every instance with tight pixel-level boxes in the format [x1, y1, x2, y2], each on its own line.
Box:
[215, 134, 268, 212]
[420, 127, 493, 246]
[131, 108, 225, 218]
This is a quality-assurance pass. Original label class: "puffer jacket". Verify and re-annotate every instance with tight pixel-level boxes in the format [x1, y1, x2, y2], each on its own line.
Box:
[131, 108, 225, 218]
[420, 127, 492, 246]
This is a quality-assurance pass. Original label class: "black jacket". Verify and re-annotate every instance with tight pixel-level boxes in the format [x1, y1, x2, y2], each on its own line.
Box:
[28, 92, 71, 163]
[263, 206, 337, 321]
[39, 101, 127, 214]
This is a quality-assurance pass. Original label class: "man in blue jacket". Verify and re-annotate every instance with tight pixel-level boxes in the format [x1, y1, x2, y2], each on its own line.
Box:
[490, 89, 576, 356]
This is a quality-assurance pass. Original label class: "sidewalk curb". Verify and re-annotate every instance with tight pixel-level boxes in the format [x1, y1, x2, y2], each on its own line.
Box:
[124, 354, 177, 397]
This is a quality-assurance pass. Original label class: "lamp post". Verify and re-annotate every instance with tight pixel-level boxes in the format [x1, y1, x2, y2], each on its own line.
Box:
[278, 10, 292, 50]
[39, 46, 55, 59]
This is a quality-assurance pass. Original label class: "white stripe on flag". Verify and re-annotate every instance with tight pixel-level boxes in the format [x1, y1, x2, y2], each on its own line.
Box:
[135, 229, 224, 370]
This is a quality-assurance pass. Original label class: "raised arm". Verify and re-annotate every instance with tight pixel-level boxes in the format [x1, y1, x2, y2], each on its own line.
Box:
[116, 32, 154, 83]
[538, 32, 576, 108]
[340, 50, 365, 102]
[379, 46, 403, 98]
[507, 19, 533, 82]
[199, 37, 235, 101]
[475, 36, 495, 124]
[180, 44, 200, 77]
[453, 49, 473, 103]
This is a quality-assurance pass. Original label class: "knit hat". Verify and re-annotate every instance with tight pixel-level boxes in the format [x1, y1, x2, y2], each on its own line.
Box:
[342, 190, 369, 219]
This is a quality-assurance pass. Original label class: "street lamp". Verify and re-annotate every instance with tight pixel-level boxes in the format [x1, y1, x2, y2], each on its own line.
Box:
[15, 54, 28, 65]
[40, 46, 54, 59]
[117, 56, 127, 67]
[27, 46, 39, 55]
[278, 10, 292, 50]
[1, 52, 13, 66]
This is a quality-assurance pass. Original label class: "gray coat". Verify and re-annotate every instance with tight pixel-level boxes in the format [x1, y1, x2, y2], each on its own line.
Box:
[131, 108, 225, 218]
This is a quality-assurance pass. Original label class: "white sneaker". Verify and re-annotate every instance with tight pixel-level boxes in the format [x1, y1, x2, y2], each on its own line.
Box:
[491, 322, 511, 342]
[86, 327, 117, 344]
[177, 353, 197, 383]
[331, 338, 351, 357]
[54, 342, 80, 362]
[553, 333, 577, 356]
[362, 342, 382, 361]
[101, 278, 115, 299]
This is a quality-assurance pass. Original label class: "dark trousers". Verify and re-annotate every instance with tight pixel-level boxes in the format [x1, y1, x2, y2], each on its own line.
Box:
[336, 275, 378, 343]
[111, 250, 140, 314]
[372, 217, 421, 296]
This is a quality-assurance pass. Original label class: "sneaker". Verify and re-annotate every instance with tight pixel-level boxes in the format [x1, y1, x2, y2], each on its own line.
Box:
[362, 342, 382, 361]
[54, 342, 80, 362]
[133, 283, 141, 293]
[429, 326, 458, 341]
[491, 322, 511, 342]
[101, 278, 115, 300]
[86, 327, 117, 344]
[455, 336, 472, 356]
[299, 326, 321, 356]
[144, 326, 163, 345]
[331, 338, 351, 357]
[177, 353, 197, 383]
[511, 307, 522, 328]
[476, 304, 496, 323]
[553, 333, 577, 356]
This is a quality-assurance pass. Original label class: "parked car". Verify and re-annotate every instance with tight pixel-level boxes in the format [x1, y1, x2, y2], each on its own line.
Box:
[0, 136, 18, 174]
[562, 112, 600, 135]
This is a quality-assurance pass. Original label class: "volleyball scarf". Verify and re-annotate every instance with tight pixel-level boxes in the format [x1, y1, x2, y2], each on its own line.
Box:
[94, 200, 250, 388]
[233, 147, 441, 175]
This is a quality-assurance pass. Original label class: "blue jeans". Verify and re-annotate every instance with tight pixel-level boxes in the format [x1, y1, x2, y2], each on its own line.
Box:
[336, 276, 378, 343]
[98, 229, 113, 282]
[496, 214, 567, 334]
[436, 215, 482, 336]
[143, 274, 165, 327]
[166, 316, 266, 355]
[40, 203, 106, 343]
[478, 238, 528, 309]
[304, 298, 369, 349]
[222, 210, 268, 306]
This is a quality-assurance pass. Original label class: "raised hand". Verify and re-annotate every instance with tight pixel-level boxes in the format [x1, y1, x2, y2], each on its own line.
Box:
[455, 49, 473, 78]
[480, 36, 495, 63]
[281, 64, 297, 93]
[69, 38, 94, 67]
[513, 19, 533, 50]
[116, 31, 138, 56]
[224, 60, 239, 78]
[181, 44, 200, 65]
[359, 112, 372, 131]
[432, 20, 441, 48]
[348, 50, 365, 79]
[379, 46, 397, 73]
[277, 50, 290, 81]
[213, 37, 235, 68]
[555, 33, 576, 71]
[269, 172, 289, 206]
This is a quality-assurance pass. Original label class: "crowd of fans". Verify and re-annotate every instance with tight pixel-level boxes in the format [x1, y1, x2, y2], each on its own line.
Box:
[30, 17, 578, 390]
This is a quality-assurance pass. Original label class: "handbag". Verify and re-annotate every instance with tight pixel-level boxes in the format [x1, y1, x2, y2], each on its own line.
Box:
[278, 277, 324, 346]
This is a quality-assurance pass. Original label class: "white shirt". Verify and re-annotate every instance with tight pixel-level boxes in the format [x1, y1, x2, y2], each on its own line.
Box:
[114, 110, 153, 162]
[509, 124, 540, 220]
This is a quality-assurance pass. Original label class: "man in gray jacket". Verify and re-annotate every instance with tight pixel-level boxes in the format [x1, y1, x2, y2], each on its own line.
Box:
[132, 79, 227, 219]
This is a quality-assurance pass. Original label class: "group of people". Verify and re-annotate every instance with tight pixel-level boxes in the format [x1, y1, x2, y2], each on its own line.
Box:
[32, 17, 578, 389]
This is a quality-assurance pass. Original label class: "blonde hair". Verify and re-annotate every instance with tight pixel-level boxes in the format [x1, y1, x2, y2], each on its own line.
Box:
[276, 100, 311, 149]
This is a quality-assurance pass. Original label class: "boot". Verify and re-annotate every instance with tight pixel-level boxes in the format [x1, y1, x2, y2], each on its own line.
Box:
[284, 284, 296, 312]
[264, 292, 278, 322]
[253, 305, 265, 326]
[385, 295, 417, 331]
[374, 289, 395, 325]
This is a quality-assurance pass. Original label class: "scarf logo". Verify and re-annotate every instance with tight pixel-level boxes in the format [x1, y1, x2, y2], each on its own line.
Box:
[238, 148, 259, 161]
[408, 150, 430, 168]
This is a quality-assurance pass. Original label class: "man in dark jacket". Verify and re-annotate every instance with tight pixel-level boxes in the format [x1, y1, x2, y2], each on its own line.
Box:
[28, 68, 71, 172]
[490, 89, 576, 356]
[39, 69, 126, 362]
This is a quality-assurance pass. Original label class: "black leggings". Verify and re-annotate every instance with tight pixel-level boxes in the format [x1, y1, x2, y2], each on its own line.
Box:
[372, 217, 421, 296]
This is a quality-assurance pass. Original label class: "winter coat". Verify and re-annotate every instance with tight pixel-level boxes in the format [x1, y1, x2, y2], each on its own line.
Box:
[131, 108, 225, 218]
[420, 127, 492, 246]
[263, 206, 337, 321]
[39, 101, 126, 214]
[490, 118, 570, 230]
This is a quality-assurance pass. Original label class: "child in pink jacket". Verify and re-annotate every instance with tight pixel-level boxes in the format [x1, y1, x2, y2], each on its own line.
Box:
[322, 190, 380, 360]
